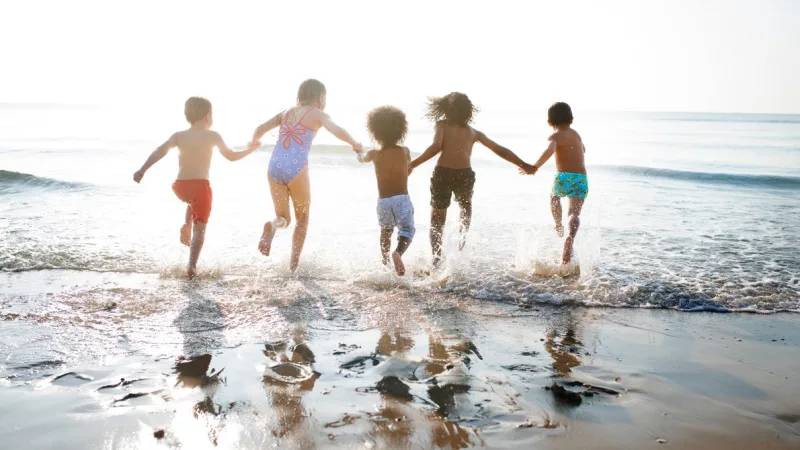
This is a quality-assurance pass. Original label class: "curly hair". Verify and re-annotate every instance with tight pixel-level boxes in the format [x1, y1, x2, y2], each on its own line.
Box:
[548, 102, 573, 128]
[297, 79, 326, 106]
[425, 92, 477, 126]
[367, 106, 408, 147]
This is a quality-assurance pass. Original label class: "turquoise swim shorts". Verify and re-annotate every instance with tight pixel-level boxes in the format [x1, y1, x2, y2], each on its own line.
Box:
[552, 172, 588, 199]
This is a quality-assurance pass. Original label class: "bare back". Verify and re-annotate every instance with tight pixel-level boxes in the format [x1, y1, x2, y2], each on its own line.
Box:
[435, 123, 480, 169]
[370, 146, 410, 198]
[175, 129, 218, 180]
[552, 128, 586, 174]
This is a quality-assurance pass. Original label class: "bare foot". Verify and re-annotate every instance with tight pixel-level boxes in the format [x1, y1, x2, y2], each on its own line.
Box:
[187, 264, 197, 279]
[458, 236, 467, 251]
[392, 251, 406, 276]
[180, 224, 192, 246]
[289, 258, 299, 273]
[258, 222, 276, 256]
[555, 223, 564, 238]
[562, 236, 574, 265]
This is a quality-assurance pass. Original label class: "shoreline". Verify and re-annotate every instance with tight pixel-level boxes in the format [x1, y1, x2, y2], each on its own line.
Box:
[1, 271, 798, 449]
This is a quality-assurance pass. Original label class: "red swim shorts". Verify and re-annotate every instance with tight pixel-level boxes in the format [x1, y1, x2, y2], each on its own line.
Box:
[172, 179, 212, 224]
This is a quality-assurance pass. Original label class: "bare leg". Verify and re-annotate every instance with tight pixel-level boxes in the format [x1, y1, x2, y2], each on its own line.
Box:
[561, 197, 584, 265]
[187, 222, 206, 279]
[380, 228, 393, 266]
[392, 236, 411, 276]
[430, 208, 447, 267]
[180, 206, 192, 247]
[287, 169, 311, 272]
[259, 177, 292, 256]
[457, 199, 472, 251]
[551, 196, 564, 237]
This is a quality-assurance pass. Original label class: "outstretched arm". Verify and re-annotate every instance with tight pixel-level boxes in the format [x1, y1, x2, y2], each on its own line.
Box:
[320, 112, 362, 151]
[410, 124, 443, 172]
[133, 133, 178, 183]
[250, 111, 283, 147]
[532, 137, 558, 169]
[476, 131, 532, 171]
[216, 132, 258, 162]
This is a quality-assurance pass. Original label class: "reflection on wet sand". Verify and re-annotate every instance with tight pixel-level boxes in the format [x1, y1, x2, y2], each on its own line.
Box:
[366, 328, 480, 448]
[173, 353, 228, 445]
[543, 315, 583, 377]
[262, 327, 319, 446]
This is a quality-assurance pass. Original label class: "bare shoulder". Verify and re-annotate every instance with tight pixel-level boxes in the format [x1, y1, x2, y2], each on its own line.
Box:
[207, 129, 223, 142]
[470, 126, 485, 141]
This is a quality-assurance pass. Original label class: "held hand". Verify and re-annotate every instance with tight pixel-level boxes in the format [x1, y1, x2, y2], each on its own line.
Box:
[352, 142, 363, 152]
[133, 170, 144, 183]
[247, 140, 261, 151]
[519, 163, 537, 175]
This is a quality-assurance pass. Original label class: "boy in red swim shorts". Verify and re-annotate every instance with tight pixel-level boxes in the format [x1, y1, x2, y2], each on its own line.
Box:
[133, 97, 258, 278]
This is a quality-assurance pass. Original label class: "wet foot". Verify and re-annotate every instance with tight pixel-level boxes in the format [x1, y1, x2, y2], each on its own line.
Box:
[555, 223, 564, 238]
[180, 224, 192, 246]
[187, 264, 197, 280]
[289, 258, 299, 273]
[392, 251, 405, 276]
[258, 222, 276, 256]
[458, 236, 467, 251]
[432, 255, 444, 270]
[562, 236, 574, 265]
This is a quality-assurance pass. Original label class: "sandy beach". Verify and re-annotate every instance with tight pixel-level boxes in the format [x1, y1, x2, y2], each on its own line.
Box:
[1, 271, 798, 449]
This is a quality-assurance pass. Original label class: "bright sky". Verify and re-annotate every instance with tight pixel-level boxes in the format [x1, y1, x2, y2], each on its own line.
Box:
[2, 0, 798, 115]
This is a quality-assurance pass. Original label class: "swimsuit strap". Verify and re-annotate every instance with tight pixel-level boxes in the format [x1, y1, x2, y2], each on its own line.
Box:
[295, 107, 316, 129]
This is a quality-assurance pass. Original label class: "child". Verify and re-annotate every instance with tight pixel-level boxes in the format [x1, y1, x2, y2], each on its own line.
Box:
[133, 97, 258, 278]
[525, 102, 587, 265]
[249, 79, 363, 272]
[409, 92, 535, 266]
[356, 106, 414, 276]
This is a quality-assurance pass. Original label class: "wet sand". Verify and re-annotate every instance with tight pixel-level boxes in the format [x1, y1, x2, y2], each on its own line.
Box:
[1, 272, 799, 449]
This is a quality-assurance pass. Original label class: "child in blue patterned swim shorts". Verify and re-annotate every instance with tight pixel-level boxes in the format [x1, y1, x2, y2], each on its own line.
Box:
[357, 106, 415, 276]
[526, 102, 588, 265]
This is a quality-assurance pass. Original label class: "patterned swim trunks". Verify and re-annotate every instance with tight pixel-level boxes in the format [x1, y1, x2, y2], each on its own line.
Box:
[552, 172, 588, 199]
[377, 194, 415, 239]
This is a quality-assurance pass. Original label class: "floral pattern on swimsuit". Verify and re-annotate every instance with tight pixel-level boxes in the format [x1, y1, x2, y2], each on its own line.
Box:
[268, 109, 318, 185]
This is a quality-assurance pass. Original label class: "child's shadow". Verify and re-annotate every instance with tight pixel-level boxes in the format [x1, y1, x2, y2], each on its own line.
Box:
[173, 284, 226, 357]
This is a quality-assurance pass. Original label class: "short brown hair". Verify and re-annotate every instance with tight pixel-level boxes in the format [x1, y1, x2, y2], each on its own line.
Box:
[184, 97, 212, 124]
[548, 102, 573, 128]
[367, 106, 408, 147]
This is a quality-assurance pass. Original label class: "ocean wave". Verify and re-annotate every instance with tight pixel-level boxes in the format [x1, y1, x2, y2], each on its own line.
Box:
[0, 170, 88, 192]
[2, 264, 797, 314]
[607, 166, 800, 189]
[646, 113, 800, 125]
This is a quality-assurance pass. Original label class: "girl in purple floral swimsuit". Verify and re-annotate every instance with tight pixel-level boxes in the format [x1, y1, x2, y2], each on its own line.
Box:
[250, 79, 362, 272]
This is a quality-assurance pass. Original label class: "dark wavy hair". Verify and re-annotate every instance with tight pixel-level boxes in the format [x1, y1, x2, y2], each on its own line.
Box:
[297, 79, 326, 106]
[367, 106, 408, 147]
[548, 102, 573, 128]
[425, 92, 477, 126]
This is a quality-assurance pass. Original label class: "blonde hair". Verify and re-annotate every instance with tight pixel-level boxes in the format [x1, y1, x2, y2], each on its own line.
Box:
[184, 97, 212, 124]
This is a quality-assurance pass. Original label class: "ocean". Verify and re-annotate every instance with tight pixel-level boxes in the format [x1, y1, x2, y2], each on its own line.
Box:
[1, 105, 798, 314]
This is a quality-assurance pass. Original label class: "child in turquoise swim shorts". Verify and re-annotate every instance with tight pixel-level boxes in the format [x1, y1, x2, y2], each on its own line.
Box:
[526, 102, 588, 265]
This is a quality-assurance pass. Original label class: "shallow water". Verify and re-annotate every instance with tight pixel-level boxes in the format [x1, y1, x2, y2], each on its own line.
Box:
[1, 106, 799, 312]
